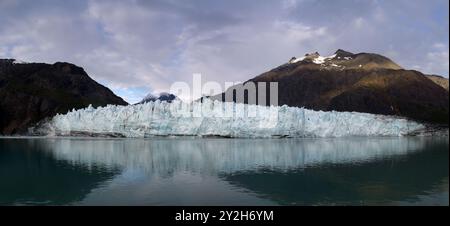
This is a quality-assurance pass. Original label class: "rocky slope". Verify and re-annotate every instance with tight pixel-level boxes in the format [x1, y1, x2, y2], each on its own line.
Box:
[0, 59, 128, 135]
[426, 75, 449, 91]
[212, 50, 449, 124]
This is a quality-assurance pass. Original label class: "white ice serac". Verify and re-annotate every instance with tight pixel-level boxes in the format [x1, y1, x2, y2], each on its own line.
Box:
[38, 99, 424, 138]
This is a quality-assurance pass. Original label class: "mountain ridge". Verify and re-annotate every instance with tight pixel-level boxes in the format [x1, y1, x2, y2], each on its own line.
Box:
[212, 50, 449, 124]
[0, 59, 128, 135]
[426, 74, 449, 91]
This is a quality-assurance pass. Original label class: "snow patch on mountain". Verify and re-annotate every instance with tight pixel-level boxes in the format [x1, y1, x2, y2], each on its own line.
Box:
[289, 52, 337, 65]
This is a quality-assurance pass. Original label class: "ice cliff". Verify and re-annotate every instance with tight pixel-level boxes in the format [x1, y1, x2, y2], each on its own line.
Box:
[35, 99, 424, 138]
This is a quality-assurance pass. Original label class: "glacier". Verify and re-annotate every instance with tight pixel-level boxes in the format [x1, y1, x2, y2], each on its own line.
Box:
[34, 98, 425, 138]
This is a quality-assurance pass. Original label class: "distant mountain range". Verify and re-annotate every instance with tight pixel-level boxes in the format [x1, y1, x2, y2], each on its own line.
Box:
[212, 49, 449, 124]
[0, 59, 127, 135]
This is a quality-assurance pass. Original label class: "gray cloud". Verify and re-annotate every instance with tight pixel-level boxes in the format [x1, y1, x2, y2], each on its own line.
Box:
[0, 0, 448, 103]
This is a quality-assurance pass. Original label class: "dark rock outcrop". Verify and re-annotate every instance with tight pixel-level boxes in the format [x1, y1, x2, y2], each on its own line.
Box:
[212, 50, 449, 124]
[0, 59, 128, 135]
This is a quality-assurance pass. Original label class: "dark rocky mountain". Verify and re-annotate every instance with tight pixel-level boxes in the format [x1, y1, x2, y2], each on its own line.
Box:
[136, 92, 178, 104]
[212, 50, 449, 124]
[0, 59, 128, 135]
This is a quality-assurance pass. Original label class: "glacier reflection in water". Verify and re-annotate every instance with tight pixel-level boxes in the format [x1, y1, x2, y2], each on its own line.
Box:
[1, 137, 447, 205]
[42, 137, 425, 175]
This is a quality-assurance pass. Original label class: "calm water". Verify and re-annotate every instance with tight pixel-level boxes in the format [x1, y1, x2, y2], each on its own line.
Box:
[0, 137, 448, 206]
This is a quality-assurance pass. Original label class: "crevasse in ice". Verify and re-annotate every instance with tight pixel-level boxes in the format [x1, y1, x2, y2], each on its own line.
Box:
[37, 99, 424, 138]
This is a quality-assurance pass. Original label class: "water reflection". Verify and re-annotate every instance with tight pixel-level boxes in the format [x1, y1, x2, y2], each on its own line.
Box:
[41, 137, 429, 174]
[0, 139, 118, 205]
[0, 137, 448, 205]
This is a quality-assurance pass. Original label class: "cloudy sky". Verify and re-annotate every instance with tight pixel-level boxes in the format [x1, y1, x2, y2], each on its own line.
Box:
[1, 0, 448, 103]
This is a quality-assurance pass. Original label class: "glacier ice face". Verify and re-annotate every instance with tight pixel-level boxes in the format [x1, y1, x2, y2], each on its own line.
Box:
[35, 99, 424, 138]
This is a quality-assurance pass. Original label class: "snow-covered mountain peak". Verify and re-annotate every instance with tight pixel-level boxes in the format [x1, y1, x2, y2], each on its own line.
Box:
[289, 51, 337, 65]
[137, 92, 178, 104]
[287, 49, 403, 71]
